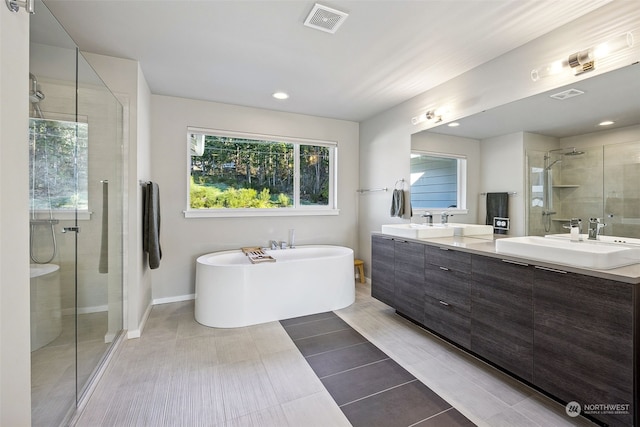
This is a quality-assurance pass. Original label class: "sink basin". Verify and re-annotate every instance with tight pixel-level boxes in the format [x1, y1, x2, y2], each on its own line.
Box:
[545, 233, 640, 246]
[381, 223, 494, 239]
[495, 236, 640, 269]
[447, 223, 494, 236]
[381, 223, 455, 239]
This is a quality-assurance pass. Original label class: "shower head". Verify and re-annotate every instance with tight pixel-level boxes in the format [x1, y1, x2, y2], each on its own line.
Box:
[563, 148, 585, 156]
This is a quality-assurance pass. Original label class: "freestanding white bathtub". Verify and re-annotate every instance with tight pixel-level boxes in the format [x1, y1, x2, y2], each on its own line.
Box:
[195, 245, 355, 328]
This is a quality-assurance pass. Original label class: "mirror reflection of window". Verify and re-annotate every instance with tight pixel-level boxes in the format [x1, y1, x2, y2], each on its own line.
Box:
[410, 152, 466, 210]
[530, 166, 544, 207]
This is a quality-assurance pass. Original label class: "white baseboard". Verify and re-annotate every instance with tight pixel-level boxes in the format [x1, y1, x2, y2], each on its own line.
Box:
[152, 293, 195, 305]
[126, 301, 152, 339]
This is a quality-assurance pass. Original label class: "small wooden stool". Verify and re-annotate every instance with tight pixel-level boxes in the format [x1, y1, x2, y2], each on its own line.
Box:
[354, 259, 365, 284]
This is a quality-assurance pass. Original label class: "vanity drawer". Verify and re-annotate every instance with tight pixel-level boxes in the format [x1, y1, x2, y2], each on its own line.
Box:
[425, 245, 471, 273]
[424, 295, 470, 349]
[424, 263, 471, 310]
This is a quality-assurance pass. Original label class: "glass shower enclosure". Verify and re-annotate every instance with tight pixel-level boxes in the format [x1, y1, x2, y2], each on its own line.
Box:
[29, 2, 124, 425]
[526, 141, 640, 239]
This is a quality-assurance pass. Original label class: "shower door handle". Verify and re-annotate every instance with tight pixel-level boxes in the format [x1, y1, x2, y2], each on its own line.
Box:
[62, 226, 80, 233]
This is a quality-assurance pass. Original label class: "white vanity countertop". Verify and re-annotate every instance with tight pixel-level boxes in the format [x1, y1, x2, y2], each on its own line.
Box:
[373, 232, 640, 284]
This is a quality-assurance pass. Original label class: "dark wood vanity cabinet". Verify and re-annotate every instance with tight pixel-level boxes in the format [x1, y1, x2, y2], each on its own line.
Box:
[370, 234, 638, 426]
[471, 256, 534, 382]
[533, 267, 636, 427]
[423, 246, 472, 348]
[394, 240, 425, 323]
[371, 235, 395, 307]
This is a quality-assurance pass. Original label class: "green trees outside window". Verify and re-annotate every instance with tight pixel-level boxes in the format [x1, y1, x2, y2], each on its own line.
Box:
[29, 118, 89, 211]
[189, 131, 334, 210]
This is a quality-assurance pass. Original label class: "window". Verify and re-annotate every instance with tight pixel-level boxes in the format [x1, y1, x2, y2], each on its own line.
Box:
[186, 128, 337, 217]
[410, 152, 466, 211]
[29, 118, 89, 213]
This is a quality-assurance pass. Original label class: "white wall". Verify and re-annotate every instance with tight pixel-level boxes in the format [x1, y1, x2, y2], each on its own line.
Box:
[150, 95, 359, 300]
[1, 5, 31, 426]
[479, 132, 525, 236]
[358, 2, 640, 275]
[562, 124, 640, 149]
[82, 53, 153, 337]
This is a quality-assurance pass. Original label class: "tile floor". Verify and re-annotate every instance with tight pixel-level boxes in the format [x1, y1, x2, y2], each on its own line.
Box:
[281, 311, 474, 426]
[32, 312, 111, 427]
[74, 282, 596, 426]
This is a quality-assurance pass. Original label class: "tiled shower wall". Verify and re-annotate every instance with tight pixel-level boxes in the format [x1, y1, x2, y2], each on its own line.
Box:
[527, 140, 640, 238]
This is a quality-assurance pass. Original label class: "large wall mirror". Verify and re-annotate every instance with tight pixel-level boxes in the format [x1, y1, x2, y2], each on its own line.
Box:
[412, 63, 640, 238]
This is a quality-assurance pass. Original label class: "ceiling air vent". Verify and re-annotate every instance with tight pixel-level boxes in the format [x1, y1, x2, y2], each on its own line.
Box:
[304, 3, 349, 34]
[549, 88, 585, 101]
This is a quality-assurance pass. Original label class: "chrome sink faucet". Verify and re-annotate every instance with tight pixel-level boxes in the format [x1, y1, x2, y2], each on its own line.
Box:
[440, 211, 451, 225]
[422, 212, 433, 225]
[564, 218, 582, 242]
[588, 218, 605, 240]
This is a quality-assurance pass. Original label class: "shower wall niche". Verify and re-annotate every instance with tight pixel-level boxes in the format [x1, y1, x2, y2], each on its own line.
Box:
[527, 139, 640, 238]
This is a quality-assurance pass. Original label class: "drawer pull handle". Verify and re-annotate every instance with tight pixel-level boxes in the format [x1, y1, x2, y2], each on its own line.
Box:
[501, 259, 529, 267]
[439, 266, 449, 271]
[534, 265, 567, 274]
[439, 300, 450, 307]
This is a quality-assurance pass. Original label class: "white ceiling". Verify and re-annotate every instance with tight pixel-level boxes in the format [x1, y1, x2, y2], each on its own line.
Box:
[42, 0, 611, 122]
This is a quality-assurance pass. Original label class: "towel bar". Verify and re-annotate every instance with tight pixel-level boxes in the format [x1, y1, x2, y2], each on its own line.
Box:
[480, 191, 517, 196]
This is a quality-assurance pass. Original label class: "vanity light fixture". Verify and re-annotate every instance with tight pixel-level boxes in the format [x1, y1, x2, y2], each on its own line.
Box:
[272, 92, 289, 100]
[448, 122, 460, 127]
[599, 120, 615, 126]
[531, 32, 634, 81]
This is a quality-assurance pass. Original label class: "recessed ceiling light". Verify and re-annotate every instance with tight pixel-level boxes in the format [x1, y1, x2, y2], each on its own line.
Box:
[272, 92, 289, 100]
[448, 122, 460, 127]
[599, 120, 615, 126]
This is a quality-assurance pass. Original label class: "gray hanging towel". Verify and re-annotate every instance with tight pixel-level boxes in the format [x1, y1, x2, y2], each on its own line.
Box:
[143, 182, 162, 269]
[99, 181, 108, 274]
[390, 189, 405, 217]
[486, 192, 509, 235]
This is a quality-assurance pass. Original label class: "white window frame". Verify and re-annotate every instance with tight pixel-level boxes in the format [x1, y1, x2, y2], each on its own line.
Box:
[410, 150, 468, 215]
[184, 127, 339, 218]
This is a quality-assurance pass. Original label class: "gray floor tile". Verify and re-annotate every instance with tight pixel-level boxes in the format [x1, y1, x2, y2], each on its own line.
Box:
[306, 341, 389, 378]
[282, 316, 350, 340]
[322, 358, 415, 406]
[293, 328, 367, 357]
[340, 380, 452, 427]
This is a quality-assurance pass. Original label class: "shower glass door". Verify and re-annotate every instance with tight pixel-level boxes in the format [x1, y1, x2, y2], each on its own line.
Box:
[30, 2, 124, 425]
[604, 141, 640, 238]
[75, 49, 124, 403]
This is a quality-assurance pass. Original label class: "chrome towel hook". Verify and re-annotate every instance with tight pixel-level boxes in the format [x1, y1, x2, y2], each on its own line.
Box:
[5, 0, 34, 13]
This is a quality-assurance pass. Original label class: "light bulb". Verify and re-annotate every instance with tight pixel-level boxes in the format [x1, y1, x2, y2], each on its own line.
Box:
[593, 32, 634, 59]
[531, 60, 566, 81]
